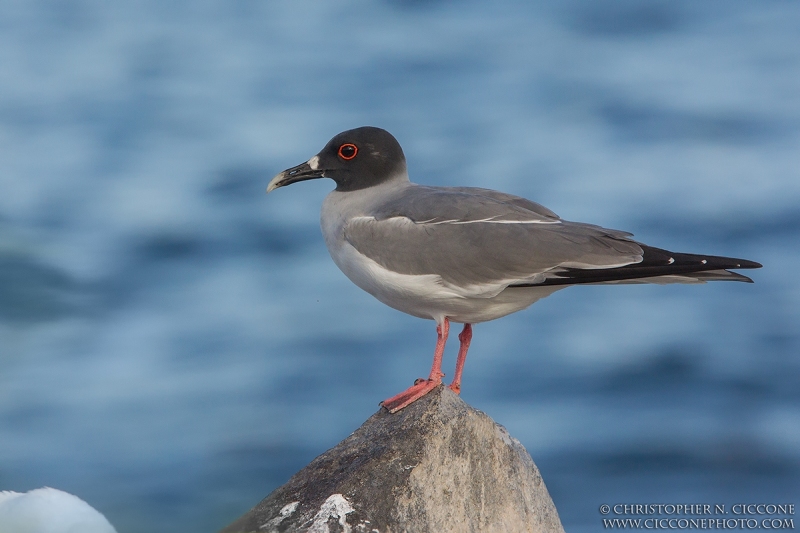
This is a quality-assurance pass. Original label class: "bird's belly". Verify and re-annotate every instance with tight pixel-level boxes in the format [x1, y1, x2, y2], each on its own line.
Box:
[326, 240, 562, 323]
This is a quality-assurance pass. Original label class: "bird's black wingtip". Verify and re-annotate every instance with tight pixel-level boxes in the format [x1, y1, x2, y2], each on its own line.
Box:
[739, 259, 762, 269]
[706, 256, 762, 270]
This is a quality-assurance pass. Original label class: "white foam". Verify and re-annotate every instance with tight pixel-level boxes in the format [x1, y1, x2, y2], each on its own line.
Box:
[0, 487, 117, 533]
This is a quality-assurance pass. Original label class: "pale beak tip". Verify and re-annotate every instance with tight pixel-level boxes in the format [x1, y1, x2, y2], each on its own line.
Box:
[266, 172, 285, 194]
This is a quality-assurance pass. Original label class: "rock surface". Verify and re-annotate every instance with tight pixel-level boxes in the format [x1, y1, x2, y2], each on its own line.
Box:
[220, 385, 564, 533]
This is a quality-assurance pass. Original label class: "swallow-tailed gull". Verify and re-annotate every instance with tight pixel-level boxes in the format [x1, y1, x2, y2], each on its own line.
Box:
[267, 127, 761, 413]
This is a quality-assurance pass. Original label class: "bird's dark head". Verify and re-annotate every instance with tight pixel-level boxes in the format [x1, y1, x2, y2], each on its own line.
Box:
[267, 126, 407, 193]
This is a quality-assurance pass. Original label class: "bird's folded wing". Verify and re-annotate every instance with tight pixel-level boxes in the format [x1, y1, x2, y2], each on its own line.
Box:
[343, 186, 643, 296]
[369, 185, 562, 223]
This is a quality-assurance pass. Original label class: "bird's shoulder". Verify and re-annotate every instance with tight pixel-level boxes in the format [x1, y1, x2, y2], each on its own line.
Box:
[365, 184, 561, 225]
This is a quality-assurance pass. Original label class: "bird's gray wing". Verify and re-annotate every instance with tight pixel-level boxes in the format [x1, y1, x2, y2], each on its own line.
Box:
[343, 186, 643, 297]
[370, 185, 563, 223]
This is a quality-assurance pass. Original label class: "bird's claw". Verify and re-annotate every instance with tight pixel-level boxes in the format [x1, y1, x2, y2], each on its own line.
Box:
[382, 379, 443, 413]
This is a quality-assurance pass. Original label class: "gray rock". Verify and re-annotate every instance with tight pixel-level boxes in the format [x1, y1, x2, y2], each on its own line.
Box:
[220, 385, 564, 533]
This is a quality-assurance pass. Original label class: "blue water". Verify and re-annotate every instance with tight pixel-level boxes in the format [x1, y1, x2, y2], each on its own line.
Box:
[1, 1, 798, 532]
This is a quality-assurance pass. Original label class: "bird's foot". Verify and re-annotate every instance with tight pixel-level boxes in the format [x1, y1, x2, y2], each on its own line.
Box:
[381, 379, 442, 413]
[448, 382, 461, 395]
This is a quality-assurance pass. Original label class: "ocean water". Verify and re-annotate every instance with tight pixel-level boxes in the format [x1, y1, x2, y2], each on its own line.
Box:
[1, 1, 798, 532]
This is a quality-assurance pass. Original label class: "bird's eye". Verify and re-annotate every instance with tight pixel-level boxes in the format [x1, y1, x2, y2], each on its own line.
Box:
[338, 143, 358, 160]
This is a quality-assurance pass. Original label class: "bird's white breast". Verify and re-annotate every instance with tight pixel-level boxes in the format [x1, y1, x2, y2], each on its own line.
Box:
[321, 187, 451, 321]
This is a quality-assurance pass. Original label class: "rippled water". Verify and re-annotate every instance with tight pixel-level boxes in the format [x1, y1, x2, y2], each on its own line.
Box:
[1, 1, 798, 532]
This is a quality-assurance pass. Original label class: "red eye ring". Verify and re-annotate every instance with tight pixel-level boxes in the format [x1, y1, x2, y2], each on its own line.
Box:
[338, 143, 358, 160]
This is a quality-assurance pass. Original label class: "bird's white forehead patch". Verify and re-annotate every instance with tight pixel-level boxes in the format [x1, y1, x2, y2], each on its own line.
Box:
[308, 155, 320, 170]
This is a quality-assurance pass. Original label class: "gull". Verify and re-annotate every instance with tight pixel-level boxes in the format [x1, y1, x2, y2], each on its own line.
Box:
[267, 127, 761, 412]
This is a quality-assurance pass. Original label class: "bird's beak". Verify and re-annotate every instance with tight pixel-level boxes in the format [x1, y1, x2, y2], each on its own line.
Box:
[267, 156, 325, 193]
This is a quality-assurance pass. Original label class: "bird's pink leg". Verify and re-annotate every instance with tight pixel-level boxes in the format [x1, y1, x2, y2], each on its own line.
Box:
[381, 318, 450, 413]
[449, 323, 472, 395]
